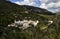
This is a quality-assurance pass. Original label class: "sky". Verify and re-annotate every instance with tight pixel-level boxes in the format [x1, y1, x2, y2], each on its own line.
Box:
[9, 0, 60, 13]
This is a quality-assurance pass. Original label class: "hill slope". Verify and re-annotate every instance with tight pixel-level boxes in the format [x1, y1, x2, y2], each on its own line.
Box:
[0, 0, 55, 15]
[0, 0, 60, 39]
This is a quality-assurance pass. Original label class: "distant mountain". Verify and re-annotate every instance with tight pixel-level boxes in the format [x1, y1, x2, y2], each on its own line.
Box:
[55, 12, 60, 15]
[23, 5, 56, 15]
[0, 0, 55, 15]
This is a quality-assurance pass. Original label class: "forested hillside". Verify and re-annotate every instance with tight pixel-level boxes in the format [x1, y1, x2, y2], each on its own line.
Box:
[0, 0, 60, 39]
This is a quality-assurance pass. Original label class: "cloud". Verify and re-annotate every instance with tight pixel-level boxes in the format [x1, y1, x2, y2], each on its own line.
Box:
[14, 0, 41, 7]
[40, 0, 60, 12]
[47, 1, 60, 8]
[39, 3, 47, 9]
[40, 0, 48, 3]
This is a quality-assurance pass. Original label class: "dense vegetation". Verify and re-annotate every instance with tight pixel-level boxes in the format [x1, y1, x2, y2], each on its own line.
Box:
[0, 0, 60, 39]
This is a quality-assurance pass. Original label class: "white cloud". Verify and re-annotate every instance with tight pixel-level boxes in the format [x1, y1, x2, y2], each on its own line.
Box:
[47, 2, 55, 8]
[40, 0, 60, 12]
[15, 0, 38, 6]
[47, 1, 60, 8]
[39, 3, 47, 9]
[40, 0, 48, 3]
[15, 0, 30, 5]
[55, 1, 60, 8]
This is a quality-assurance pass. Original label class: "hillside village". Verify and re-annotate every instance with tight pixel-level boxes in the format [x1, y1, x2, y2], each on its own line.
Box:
[8, 19, 53, 30]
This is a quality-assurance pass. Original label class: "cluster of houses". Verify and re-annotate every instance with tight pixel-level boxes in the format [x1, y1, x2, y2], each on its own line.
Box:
[8, 19, 53, 30]
[8, 19, 39, 30]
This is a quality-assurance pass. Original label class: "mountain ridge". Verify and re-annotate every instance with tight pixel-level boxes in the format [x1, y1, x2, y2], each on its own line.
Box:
[0, 0, 55, 15]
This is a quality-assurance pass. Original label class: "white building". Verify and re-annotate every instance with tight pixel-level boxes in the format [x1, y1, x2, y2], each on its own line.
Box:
[8, 20, 39, 30]
[48, 20, 53, 25]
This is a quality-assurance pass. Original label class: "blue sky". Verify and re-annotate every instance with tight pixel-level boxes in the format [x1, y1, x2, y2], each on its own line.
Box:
[9, 0, 23, 2]
[9, 0, 41, 7]
[9, 0, 60, 12]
